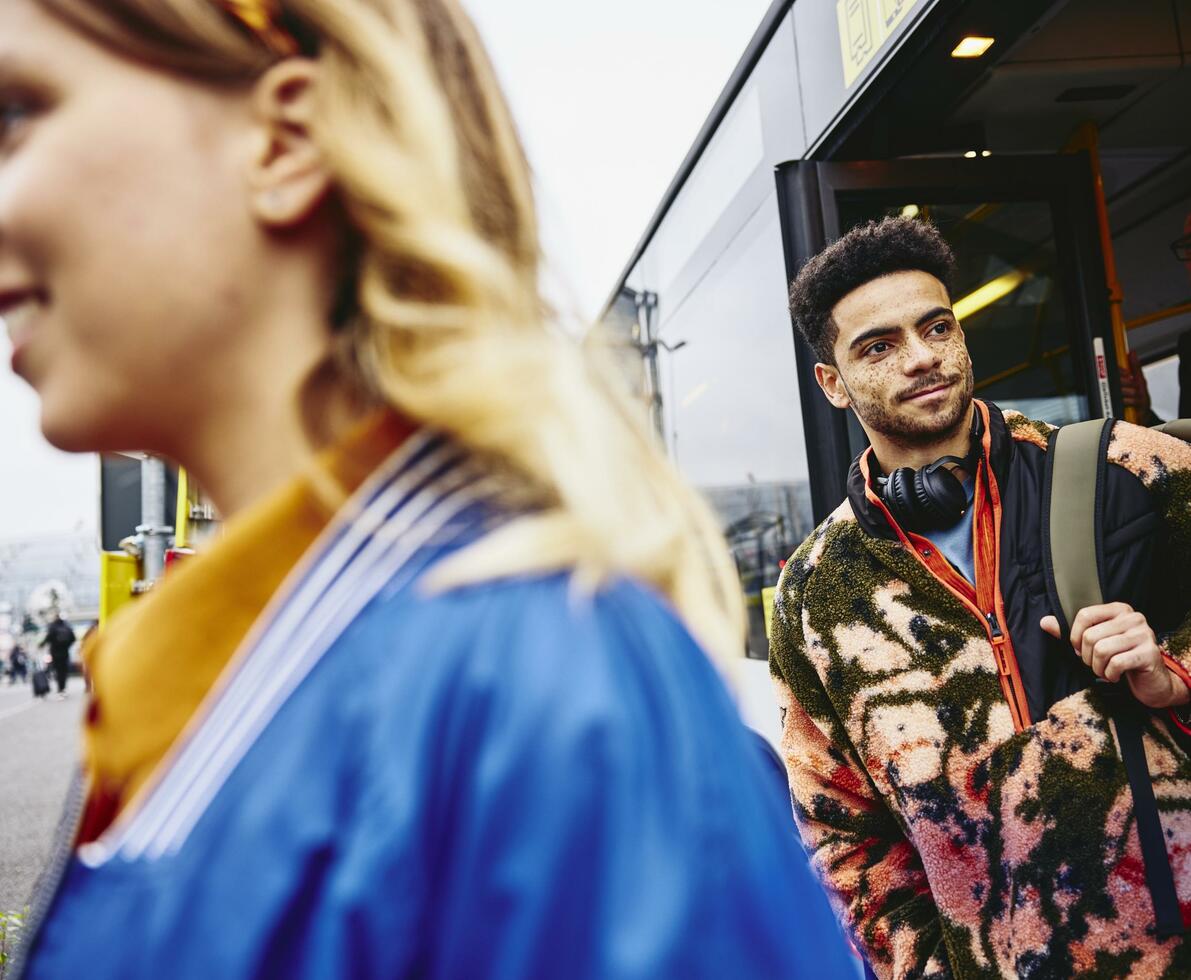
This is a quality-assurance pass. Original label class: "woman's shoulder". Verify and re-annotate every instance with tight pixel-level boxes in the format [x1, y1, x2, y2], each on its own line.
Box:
[350, 571, 720, 707]
[337, 570, 752, 815]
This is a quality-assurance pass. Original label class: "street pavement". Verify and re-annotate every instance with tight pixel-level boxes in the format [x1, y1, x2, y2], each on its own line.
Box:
[0, 678, 85, 913]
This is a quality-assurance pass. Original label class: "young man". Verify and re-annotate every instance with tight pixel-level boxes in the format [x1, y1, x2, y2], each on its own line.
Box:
[772, 216, 1191, 978]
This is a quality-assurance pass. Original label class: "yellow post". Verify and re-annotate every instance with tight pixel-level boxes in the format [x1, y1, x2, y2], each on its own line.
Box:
[174, 468, 191, 551]
[99, 551, 139, 627]
[762, 586, 778, 641]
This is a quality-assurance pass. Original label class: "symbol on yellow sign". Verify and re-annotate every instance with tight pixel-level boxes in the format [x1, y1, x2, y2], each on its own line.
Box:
[837, 0, 918, 88]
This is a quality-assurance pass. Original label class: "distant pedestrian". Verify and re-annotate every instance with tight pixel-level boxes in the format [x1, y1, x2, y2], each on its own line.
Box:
[39, 614, 74, 699]
[9, 644, 28, 684]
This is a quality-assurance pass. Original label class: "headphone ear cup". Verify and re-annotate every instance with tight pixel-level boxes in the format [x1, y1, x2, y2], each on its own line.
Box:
[883, 468, 916, 528]
[914, 467, 968, 530]
[882, 465, 968, 533]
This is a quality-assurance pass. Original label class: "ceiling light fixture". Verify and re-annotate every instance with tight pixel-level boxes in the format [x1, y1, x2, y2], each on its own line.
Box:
[951, 36, 995, 59]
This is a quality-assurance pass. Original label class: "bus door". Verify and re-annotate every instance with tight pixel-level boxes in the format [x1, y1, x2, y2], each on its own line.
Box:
[776, 154, 1120, 523]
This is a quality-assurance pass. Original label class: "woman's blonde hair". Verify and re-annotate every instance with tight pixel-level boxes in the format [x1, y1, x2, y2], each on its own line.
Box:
[37, 0, 746, 663]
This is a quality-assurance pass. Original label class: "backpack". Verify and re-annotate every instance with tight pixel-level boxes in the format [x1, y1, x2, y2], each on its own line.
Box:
[1043, 416, 1191, 939]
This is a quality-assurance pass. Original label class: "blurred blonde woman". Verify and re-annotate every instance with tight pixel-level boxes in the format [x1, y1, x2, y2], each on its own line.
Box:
[2, 1, 852, 976]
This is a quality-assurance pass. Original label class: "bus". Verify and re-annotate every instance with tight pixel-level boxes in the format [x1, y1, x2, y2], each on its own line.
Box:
[600, 0, 1190, 712]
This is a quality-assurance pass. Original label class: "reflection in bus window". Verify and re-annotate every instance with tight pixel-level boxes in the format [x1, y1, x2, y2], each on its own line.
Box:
[656, 202, 813, 659]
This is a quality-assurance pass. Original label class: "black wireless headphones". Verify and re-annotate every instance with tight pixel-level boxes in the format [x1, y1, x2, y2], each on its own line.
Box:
[877, 412, 983, 534]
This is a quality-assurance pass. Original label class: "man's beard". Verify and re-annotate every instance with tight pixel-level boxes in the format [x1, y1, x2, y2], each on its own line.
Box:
[845, 362, 976, 448]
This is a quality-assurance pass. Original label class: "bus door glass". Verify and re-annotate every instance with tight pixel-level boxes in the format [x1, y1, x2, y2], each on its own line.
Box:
[777, 154, 1120, 520]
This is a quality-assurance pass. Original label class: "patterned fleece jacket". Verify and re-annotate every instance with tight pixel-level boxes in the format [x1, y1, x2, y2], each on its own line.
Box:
[770, 403, 1191, 979]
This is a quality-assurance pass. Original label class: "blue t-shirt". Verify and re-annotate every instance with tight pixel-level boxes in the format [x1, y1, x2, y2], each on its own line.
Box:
[929, 478, 975, 584]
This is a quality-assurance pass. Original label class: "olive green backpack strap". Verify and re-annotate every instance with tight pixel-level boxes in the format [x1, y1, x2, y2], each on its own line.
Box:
[1041, 414, 1189, 938]
[1042, 416, 1191, 631]
[1042, 418, 1112, 637]
[1153, 418, 1191, 442]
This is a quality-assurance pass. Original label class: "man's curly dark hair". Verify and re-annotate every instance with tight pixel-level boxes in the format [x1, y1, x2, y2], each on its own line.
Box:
[788, 216, 956, 364]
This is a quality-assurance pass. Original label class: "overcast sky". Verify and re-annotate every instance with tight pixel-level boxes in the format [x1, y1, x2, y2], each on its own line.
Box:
[0, 0, 772, 541]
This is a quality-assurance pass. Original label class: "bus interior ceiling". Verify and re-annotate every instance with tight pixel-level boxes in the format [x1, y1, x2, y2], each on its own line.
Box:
[836, 0, 1191, 365]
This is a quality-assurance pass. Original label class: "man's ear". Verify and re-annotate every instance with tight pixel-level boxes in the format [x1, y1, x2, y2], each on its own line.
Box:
[247, 59, 330, 228]
[814, 362, 851, 410]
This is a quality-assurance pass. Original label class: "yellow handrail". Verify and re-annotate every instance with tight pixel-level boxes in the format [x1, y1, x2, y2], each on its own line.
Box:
[1125, 300, 1191, 332]
[1065, 123, 1136, 421]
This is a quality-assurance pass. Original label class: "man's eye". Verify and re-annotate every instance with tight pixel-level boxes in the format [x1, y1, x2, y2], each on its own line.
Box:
[866, 342, 891, 356]
[929, 321, 950, 335]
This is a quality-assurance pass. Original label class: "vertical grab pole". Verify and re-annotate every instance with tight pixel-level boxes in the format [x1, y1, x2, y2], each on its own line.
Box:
[1065, 122, 1138, 423]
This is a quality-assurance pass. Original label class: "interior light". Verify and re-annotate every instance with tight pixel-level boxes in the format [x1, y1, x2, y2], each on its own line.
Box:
[901, 204, 920, 218]
[952, 36, 995, 58]
[981, 150, 992, 157]
[954, 269, 1030, 321]
[964, 150, 978, 159]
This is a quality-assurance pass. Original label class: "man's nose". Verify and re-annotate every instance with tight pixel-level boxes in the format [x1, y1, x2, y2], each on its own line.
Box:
[902, 334, 941, 374]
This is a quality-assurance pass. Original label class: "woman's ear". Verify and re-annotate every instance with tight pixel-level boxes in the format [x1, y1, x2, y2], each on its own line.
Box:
[248, 59, 330, 228]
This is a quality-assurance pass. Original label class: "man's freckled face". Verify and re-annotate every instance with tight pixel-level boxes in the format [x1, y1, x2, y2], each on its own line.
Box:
[827, 270, 974, 444]
[0, 0, 256, 454]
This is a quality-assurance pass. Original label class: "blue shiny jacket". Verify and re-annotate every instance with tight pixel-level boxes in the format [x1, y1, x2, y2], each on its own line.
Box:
[22, 436, 856, 979]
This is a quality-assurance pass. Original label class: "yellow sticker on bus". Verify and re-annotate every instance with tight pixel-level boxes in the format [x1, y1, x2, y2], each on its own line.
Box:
[837, 0, 917, 89]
